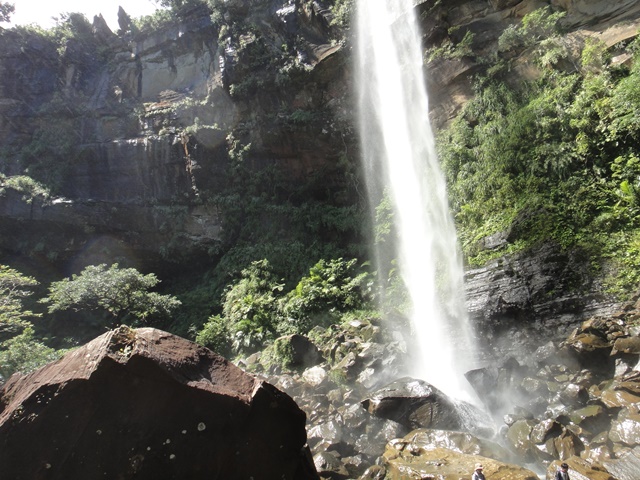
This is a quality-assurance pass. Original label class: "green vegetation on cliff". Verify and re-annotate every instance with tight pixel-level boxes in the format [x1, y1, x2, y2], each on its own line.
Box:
[196, 257, 373, 358]
[4, 2, 640, 376]
[437, 8, 640, 296]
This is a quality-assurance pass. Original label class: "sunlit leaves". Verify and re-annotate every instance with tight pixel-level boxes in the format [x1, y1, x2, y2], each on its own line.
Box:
[41, 264, 181, 326]
[0, 265, 39, 340]
[436, 32, 640, 276]
[0, 327, 61, 379]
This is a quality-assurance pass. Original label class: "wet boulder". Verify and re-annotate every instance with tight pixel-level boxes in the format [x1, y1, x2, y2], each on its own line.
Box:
[530, 419, 564, 462]
[609, 407, 640, 447]
[580, 431, 614, 463]
[546, 458, 615, 480]
[381, 444, 538, 480]
[274, 334, 324, 369]
[396, 428, 515, 463]
[465, 356, 530, 416]
[603, 446, 640, 480]
[562, 317, 620, 373]
[313, 451, 349, 479]
[506, 417, 585, 464]
[353, 416, 409, 457]
[506, 418, 537, 462]
[612, 336, 640, 355]
[0, 327, 318, 480]
[361, 377, 491, 435]
[598, 371, 640, 409]
[568, 404, 611, 434]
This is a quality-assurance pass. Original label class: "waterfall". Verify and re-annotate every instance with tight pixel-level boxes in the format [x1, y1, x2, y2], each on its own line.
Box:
[356, 0, 475, 399]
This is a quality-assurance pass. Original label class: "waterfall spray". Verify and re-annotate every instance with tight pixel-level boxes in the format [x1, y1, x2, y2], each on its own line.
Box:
[356, 0, 475, 399]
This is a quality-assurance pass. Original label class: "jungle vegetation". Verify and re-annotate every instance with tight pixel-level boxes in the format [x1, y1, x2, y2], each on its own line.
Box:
[436, 8, 640, 297]
[2, 5, 640, 378]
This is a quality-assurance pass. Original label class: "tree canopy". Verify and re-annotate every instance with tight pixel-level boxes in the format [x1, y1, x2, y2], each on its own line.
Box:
[0, 2, 14, 23]
[0, 264, 39, 341]
[41, 264, 181, 327]
[0, 264, 61, 380]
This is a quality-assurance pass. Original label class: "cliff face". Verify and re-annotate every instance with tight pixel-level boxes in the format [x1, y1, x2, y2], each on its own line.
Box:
[0, 0, 353, 274]
[1, 0, 639, 338]
[421, 0, 640, 127]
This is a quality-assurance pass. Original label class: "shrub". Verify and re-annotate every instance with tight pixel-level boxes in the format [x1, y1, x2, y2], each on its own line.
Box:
[279, 258, 373, 333]
[195, 260, 283, 357]
[195, 314, 231, 356]
[196, 257, 373, 358]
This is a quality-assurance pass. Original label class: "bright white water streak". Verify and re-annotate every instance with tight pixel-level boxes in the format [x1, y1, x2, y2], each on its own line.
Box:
[356, 0, 475, 400]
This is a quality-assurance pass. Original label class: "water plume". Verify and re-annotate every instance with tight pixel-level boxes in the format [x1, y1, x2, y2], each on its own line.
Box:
[355, 0, 475, 400]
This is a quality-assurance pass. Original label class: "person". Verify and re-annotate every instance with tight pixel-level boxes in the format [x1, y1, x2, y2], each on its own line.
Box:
[472, 463, 485, 480]
[555, 463, 570, 480]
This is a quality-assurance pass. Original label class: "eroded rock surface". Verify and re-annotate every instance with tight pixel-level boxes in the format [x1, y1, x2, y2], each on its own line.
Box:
[0, 327, 317, 480]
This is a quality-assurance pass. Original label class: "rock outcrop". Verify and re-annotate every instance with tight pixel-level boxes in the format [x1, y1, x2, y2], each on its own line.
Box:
[0, 326, 318, 480]
[361, 377, 492, 437]
[465, 243, 620, 363]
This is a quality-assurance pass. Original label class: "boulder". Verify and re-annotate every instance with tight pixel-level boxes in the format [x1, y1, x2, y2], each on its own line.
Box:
[603, 446, 640, 480]
[598, 371, 640, 408]
[465, 356, 529, 416]
[506, 419, 537, 462]
[547, 458, 615, 480]
[360, 377, 491, 435]
[609, 408, 640, 446]
[313, 451, 349, 480]
[382, 445, 538, 480]
[275, 334, 324, 369]
[0, 327, 318, 480]
[396, 428, 515, 463]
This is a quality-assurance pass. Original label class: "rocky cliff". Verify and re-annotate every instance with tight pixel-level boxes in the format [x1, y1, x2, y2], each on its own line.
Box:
[0, 0, 355, 277]
[1, 0, 640, 337]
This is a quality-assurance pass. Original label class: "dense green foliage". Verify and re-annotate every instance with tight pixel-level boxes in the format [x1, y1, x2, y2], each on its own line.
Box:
[0, 265, 39, 341]
[0, 327, 60, 380]
[0, 265, 62, 379]
[196, 258, 373, 357]
[202, 134, 364, 302]
[437, 8, 640, 295]
[41, 264, 182, 327]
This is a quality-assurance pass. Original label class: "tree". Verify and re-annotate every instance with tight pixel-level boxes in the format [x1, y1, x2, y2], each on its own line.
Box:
[0, 2, 14, 23]
[0, 327, 59, 380]
[0, 265, 62, 380]
[0, 264, 39, 341]
[41, 264, 181, 327]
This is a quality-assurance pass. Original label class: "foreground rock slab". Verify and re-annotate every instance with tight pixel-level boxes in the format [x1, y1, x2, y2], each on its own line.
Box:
[0, 327, 318, 480]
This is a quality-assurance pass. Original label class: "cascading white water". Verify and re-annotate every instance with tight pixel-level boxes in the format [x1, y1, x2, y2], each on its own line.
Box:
[356, 0, 475, 399]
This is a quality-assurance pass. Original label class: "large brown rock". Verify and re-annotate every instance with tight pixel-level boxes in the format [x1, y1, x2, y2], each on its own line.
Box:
[0, 327, 318, 480]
